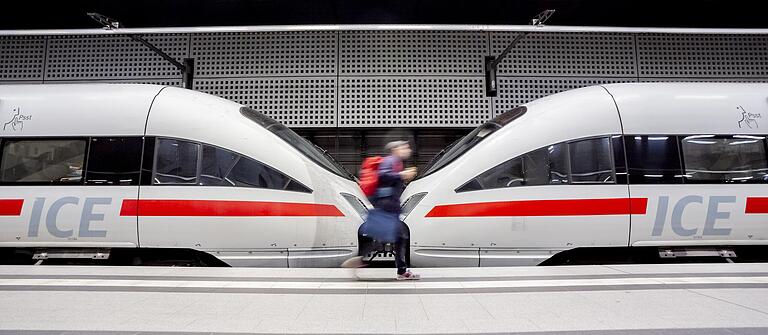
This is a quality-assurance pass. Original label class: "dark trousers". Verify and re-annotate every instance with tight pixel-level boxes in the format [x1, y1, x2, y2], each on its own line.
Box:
[358, 220, 411, 275]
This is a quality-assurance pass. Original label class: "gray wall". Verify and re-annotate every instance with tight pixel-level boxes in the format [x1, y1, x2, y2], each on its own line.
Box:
[3, 29, 768, 173]
[3, 30, 768, 129]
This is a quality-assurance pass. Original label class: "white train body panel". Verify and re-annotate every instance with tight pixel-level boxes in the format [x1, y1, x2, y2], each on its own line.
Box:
[0, 85, 157, 249]
[4, 82, 767, 268]
[630, 185, 768, 246]
[0, 84, 157, 137]
[403, 83, 768, 266]
[0, 84, 368, 267]
[403, 87, 628, 265]
[1, 186, 140, 248]
[611, 84, 768, 135]
[609, 84, 768, 247]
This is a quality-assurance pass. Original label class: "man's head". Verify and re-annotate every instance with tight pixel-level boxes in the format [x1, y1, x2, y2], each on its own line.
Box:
[385, 140, 412, 160]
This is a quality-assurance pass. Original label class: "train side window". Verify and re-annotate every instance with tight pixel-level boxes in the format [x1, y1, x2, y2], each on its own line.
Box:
[624, 135, 683, 184]
[523, 143, 569, 186]
[85, 137, 143, 185]
[461, 156, 524, 192]
[547, 143, 569, 184]
[200, 145, 239, 186]
[154, 138, 200, 185]
[611, 135, 628, 184]
[569, 137, 614, 184]
[140, 137, 155, 186]
[522, 147, 549, 186]
[199, 144, 310, 192]
[456, 142, 569, 192]
[681, 135, 768, 183]
[0, 139, 87, 184]
[226, 155, 312, 193]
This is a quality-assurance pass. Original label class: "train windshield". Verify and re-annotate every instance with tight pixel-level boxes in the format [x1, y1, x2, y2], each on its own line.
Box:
[240, 107, 355, 180]
[418, 106, 526, 178]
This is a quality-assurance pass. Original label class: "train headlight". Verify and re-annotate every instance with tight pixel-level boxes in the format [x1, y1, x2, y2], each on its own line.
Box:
[341, 193, 368, 219]
[401, 192, 427, 220]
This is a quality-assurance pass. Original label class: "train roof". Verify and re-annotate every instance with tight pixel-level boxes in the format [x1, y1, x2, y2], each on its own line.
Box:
[600, 82, 768, 134]
[519, 82, 768, 136]
[0, 84, 166, 136]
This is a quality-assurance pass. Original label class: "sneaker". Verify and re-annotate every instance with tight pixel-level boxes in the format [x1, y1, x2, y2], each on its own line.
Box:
[396, 270, 421, 280]
[341, 256, 368, 268]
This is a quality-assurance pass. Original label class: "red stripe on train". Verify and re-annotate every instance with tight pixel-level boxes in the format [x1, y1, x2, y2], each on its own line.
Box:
[120, 199, 344, 217]
[425, 198, 648, 217]
[0, 199, 23, 216]
[745, 197, 768, 214]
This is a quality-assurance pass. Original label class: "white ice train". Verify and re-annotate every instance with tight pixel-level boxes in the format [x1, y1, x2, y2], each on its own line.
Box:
[401, 83, 768, 266]
[4, 83, 767, 268]
[0, 84, 370, 267]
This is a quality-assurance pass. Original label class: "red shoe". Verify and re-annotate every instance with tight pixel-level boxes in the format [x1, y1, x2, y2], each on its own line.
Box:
[397, 270, 421, 280]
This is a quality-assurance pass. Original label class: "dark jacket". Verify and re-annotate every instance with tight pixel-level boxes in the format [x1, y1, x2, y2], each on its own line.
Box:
[372, 154, 404, 214]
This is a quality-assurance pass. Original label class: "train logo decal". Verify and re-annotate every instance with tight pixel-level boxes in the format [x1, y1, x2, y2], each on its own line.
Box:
[27, 197, 112, 238]
[737, 106, 760, 129]
[3, 107, 31, 131]
[652, 195, 735, 237]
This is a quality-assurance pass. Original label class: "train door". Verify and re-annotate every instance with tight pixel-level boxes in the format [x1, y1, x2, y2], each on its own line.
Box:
[628, 135, 768, 246]
[0, 137, 141, 248]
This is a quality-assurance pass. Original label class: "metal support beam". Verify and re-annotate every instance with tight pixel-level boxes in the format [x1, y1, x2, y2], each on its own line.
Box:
[484, 9, 555, 97]
[183, 58, 195, 90]
[128, 35, 185, 71]
[87, 12, 195, 89]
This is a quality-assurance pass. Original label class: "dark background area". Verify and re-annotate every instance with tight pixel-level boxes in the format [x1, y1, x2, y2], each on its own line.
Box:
[1, 0, 766, 30]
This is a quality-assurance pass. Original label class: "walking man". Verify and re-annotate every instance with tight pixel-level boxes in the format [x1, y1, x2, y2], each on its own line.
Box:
[343, 140, 420, 280]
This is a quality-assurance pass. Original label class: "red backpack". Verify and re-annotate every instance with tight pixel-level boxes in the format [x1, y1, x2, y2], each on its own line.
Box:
[358, 156, 383, 197]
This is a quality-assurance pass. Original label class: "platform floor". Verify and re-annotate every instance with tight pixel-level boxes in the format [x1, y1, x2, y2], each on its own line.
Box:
[1, 263, 768, 334]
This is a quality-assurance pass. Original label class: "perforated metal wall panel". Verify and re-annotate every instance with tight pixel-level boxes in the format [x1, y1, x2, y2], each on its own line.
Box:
[0, 81, 43, 85]
[339, 31, 486, 75]
[493, 77, 637, 115]
[54, 79, 183, 86]
[639, 78, 768, 83]
[45, 34, 188, 80]
[0, 36, 45, 81]
[2, 29, 768, 129]
[339, 77, 490, 127]
[195, 77, 336, 127]
[637, 34, 768, 78]
[4, 28, 768, 173]
[191, 32, 337, 77]
[491, 32, 637, 77]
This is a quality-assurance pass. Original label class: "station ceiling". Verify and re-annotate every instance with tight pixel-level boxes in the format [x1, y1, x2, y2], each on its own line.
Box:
[1, 0, 766, 30]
